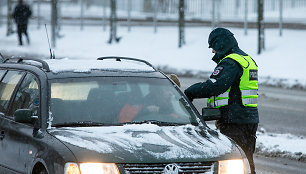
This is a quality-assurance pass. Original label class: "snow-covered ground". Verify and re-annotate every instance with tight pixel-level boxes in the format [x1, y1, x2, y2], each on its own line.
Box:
[1, 25, 306, 161]
[207, 124, 306, 162]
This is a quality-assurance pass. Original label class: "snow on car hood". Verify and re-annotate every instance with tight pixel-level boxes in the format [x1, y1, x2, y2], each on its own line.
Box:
[48, 124, 233, 162]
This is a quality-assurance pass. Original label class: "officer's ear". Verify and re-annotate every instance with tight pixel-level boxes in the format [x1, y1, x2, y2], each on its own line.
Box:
[168, 74, 181, 87]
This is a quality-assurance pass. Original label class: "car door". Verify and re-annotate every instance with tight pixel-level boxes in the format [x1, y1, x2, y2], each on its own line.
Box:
[0, 70, 41, 174]
[0, 70, 25, 173]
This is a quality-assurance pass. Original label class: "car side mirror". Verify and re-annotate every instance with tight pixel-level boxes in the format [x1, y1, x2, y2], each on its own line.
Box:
[202, 108, 221, 121]
[14, 109, 37, 124]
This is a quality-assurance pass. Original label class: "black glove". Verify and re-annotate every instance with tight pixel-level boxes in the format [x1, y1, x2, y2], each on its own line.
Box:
[184, 90, 194, 102]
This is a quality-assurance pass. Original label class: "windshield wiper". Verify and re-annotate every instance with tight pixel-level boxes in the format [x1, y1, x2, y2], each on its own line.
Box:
[52, 121, 115, 128]
[127, 120, 186, 126]
[179, 97, 199, 126]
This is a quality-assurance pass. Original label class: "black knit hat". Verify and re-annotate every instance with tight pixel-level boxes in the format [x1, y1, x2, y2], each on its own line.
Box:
[208, 28, 238, 57]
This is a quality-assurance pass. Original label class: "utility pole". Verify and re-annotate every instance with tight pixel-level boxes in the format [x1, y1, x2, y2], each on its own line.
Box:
[178, 0, 185, 48]
[257, 0, 264, 54]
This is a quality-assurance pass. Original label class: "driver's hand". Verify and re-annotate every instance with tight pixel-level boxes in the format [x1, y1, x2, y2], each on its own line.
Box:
[146, 105, 160, 113]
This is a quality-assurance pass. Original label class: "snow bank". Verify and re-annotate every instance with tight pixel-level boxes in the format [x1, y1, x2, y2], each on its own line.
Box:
[256, 128, 306, 162]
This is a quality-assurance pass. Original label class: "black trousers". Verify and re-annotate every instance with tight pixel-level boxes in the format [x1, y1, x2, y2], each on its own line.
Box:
[17, 24, 29, 45]
[219, 123, 258, 174]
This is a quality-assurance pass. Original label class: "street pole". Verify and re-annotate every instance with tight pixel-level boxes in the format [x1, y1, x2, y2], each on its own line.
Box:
[279, 0, 283, 36]
[244, 0, 248, 35]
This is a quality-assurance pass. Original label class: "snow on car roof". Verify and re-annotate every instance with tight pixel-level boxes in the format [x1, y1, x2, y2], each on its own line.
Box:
[44, 58, 156, 73]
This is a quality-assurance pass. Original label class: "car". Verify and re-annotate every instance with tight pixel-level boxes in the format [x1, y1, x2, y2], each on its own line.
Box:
[0, 56, 250, 174]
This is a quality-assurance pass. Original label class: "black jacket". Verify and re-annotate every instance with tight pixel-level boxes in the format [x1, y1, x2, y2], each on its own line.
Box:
[13, 3, 32, 25]
[184, 28, 259, 124]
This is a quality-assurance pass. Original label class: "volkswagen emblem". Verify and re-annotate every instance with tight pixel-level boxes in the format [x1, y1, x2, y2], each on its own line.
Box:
[163, 163, 179, 174]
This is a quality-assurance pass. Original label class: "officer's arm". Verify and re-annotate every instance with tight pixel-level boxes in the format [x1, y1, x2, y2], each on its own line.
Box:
[184, 59, 242, 100]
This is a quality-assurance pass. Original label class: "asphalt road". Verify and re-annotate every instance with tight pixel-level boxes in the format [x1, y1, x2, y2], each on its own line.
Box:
[180, 77, 306, 174]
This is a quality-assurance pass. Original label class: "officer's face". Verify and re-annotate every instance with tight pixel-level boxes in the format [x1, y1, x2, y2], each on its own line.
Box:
[212, 49, 216, 54]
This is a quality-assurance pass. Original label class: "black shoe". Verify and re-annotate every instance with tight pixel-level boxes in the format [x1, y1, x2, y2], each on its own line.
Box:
[115, 37, 122, 43]
[108, 38, 112, 44]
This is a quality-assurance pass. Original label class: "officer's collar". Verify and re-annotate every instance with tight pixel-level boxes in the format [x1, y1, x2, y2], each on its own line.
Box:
[212, 53, 225, 64]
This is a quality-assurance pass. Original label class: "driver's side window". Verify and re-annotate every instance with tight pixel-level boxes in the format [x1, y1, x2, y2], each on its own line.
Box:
[9, 73, 40, 117]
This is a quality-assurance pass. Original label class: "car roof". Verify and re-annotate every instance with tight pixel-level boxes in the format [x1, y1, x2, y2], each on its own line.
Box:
[0, 56, 166, 79]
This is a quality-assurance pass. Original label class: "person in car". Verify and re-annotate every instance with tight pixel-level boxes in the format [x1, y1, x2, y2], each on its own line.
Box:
[184, 27, 259, 174]
[118, 85, 177, 123]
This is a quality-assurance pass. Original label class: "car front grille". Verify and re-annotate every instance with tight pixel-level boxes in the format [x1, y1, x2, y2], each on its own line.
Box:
[122, 162, 216, 174]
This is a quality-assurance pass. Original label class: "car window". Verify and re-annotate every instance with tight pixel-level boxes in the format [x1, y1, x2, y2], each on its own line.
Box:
[51, 81, 98, 100]
[0, 70, 6, 81]
[0, 71, 24, 114]
[50, 77, 197, 126]
[9, 73, 40, 116]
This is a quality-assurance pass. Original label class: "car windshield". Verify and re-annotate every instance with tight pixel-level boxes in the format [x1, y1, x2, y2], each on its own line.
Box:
[49, 77, 199, 126]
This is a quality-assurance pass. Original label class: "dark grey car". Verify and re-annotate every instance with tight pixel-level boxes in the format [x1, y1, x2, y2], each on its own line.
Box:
[0, 57, 249, 174]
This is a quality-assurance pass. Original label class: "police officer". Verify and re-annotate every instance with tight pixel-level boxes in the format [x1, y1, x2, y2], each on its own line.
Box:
[13, 0, 32, 46]
[184, 28, 259, 174]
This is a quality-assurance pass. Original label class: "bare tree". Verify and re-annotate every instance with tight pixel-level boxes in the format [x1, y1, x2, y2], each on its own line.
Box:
[178, 0, 185, 48]
[51, 0, 58, 48]
[6, 0, 14, 36]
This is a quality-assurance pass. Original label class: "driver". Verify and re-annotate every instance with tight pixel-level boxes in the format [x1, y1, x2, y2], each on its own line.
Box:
[118, 86, 177, 123]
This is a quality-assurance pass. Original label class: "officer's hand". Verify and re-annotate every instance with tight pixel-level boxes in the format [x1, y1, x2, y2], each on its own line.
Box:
[215, 120, 221, 129]
[184, 90, 193, 102]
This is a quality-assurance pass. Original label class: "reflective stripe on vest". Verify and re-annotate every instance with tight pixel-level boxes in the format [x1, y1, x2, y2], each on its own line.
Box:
[207, 54, 258, 108]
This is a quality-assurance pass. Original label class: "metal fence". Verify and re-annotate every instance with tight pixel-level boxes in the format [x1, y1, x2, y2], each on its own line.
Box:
[1, 0, 306, 27]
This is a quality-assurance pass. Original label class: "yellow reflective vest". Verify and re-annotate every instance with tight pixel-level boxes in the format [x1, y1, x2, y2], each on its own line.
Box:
[207, 53, 258, 108]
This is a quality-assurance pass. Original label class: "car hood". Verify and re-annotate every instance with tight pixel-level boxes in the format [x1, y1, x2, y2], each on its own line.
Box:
[48, 124, 239, 163]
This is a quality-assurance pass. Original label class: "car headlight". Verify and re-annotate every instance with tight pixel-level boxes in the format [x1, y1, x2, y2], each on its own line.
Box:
[65, 163, 119, 174]
[218, 159, 244, 174]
